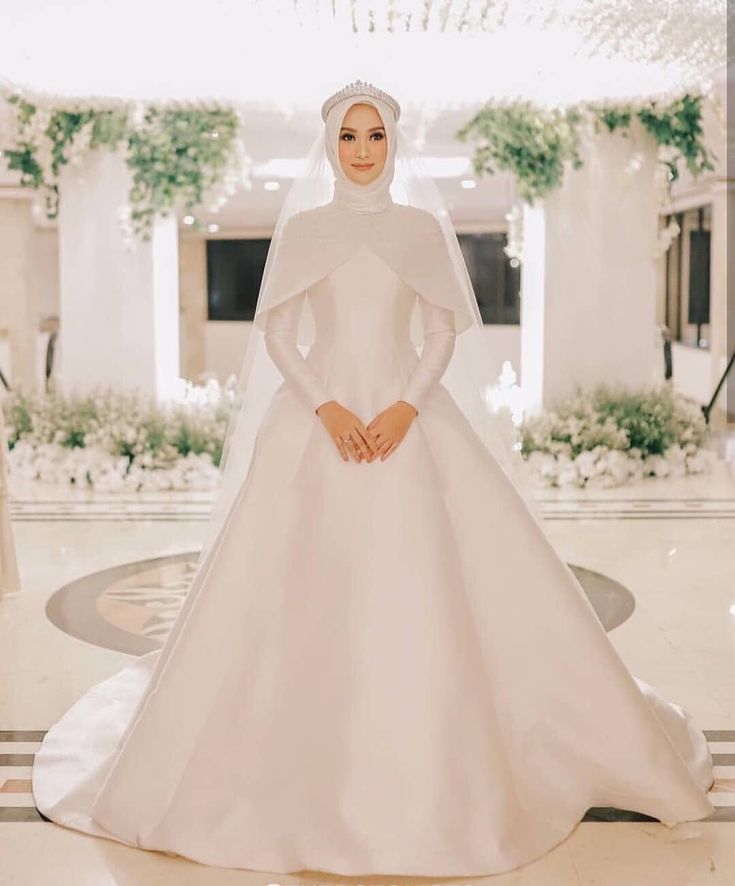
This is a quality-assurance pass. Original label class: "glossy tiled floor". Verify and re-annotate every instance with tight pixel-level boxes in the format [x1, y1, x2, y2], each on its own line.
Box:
[1, 462, 734, 884]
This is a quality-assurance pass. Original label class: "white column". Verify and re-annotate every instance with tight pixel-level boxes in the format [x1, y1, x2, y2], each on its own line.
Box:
[57, 147, 180, 401]
[708, 179, 734, 428]
[0, 198, 38, 392]
[520, 120, 662, 413]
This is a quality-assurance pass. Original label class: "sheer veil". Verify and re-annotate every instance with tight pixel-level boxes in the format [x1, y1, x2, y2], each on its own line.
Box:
[195, 82, 542, 584]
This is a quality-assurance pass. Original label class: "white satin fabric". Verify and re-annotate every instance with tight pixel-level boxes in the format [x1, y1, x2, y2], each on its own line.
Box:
[264, 259, 457, 414]
[32, 244, 714, 877]
[253, 199, 476, 346]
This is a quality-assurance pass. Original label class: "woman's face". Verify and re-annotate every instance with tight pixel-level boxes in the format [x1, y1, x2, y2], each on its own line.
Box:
[338, 102, 387, 185]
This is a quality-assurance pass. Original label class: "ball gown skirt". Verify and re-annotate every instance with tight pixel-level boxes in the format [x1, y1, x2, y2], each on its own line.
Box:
[32, 249, 714, 877]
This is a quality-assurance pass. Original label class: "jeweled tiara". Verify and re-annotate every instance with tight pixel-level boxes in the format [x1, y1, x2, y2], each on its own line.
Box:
[320, 79, 401, 123]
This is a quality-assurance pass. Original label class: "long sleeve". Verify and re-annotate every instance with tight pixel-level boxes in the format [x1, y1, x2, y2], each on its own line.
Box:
[264, 292, 333, 414]
[399, 296, 457, 414]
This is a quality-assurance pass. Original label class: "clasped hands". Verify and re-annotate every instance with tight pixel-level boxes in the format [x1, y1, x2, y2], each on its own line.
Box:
[315, 399, 418, 462]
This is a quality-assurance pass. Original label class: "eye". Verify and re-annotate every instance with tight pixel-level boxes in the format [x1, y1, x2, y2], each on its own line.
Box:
[370, 132, 385, 141]
[340, 132, 354, 141]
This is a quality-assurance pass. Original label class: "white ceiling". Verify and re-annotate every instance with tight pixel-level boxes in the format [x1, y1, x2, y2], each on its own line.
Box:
[1, 0, 725, 109]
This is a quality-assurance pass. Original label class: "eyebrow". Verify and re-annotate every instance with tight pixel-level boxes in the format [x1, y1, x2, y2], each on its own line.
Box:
[339, 125, 385, 132]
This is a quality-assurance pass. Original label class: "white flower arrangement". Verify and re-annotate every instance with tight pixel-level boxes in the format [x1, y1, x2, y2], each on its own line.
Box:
[520, 383, 715, 489]
[0, 86, 253, 244]
[503, 204, 524, 264]
[3, 378, 237, 493]
[7, 439, 222, 492]
[654, 217, 681, 257]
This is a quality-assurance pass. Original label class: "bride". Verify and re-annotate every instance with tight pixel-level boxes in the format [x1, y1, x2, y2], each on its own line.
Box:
[32, 80, 714, 877]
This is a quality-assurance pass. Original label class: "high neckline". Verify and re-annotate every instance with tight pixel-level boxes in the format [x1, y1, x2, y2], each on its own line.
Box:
[331, 179, 394, 214]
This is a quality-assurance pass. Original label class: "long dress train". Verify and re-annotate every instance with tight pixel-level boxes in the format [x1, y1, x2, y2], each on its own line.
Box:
[32, 246, 714, 877]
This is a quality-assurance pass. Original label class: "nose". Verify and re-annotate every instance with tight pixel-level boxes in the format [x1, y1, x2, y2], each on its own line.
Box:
[356, 139, 369, 158]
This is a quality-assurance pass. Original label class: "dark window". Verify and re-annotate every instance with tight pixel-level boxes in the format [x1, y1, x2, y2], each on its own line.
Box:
[457, 232, 521, 324]
[206, 238, 270, 321]
[663, 204, 711, 348]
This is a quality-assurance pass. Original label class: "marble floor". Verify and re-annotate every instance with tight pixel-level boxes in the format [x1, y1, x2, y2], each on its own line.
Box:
[1, 462, 734, 884]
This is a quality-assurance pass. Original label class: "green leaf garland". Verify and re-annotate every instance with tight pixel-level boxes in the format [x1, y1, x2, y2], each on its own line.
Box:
[458, 92, 716, 202]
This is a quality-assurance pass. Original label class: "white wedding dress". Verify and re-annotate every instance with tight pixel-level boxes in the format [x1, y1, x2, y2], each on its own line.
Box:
[32, 244, 714, 877]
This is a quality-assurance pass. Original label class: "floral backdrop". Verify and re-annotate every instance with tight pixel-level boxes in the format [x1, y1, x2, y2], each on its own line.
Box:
[3, 379, 234, 493]
[1, 380, 715, 493]
[520, 383, 715, 488]
[0, 83, 719, 247]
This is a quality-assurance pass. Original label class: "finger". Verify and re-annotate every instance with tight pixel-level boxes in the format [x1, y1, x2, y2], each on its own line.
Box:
[355, 439, 372, 461]
[341, 435, 354, 460]
[352, 428, 374, 460]
[361, 423, 382, 452]
[350, 443, 363, 463]
[376, 437, 394, 457]
[381, 441, 398, 461]
[366, 428, 381, 451]
[335, 435, 349, 461]
[354, 423, 377, 450]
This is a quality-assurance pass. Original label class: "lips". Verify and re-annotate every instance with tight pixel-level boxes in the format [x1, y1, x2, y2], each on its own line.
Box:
[352, 164, 374, 169]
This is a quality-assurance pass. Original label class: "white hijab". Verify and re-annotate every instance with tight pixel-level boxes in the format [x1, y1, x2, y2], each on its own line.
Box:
[323, 95, 397, 214]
